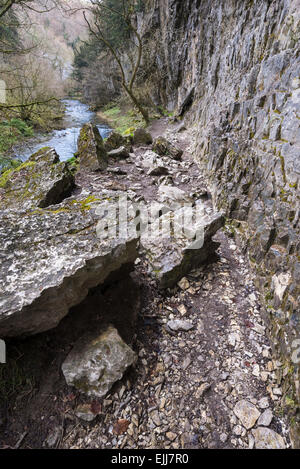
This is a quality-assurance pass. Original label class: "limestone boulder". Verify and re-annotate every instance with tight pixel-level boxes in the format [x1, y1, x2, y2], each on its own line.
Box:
[148, 165, 169, 176]
[136, 150, 158, 169]
[78, 123, 108, 171]
[108, 146, 130, 159]
[104, 131, 131, 153]
[133, 128, 153, 146]
[140, 203, 224, 288]
[252, 427, 286, 449]
[0, 147, 75, 210]
[0, 192, 138, 337]
[152, 136, 183, 160]
[167, 320, 194, 332]
[158, 184, 192, 207]
[62, 325, 137, 398]
[233, 400, 261, 430]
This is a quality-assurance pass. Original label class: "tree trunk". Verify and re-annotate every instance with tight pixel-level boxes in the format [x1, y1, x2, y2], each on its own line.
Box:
[122, 83, 149, 125]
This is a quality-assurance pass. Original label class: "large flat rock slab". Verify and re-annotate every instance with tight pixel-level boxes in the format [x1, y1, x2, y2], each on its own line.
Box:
[0, 193, 138, 337]
[140, 202, 224, 288]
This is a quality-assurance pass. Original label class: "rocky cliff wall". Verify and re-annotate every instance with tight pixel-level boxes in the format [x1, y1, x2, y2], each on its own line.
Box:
[137, 0, 300, 445]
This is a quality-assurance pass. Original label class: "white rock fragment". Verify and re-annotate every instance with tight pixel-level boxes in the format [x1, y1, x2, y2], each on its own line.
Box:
[177, 304, 187, 315]
[196, 382, 211, 398]
[75, 404, 96, 422]
[252, 427, 285, 449]
[248, 433, 255, 449]
[62, 325, 137, 398]
[271, 272, 291, 303]
[233, 400, 261, 429]
[228, 333, 238, 347]
[252, 364, 260, 377]
[177, 277, 190, 290]
[233, 425, 243, 436]
[258, 397, 269, 409]
[167, 320, 194, 332]
[257, 409, 273, 427]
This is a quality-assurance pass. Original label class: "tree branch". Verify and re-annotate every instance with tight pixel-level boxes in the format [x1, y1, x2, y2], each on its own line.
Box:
[0, 96, 58, 109]
[83, 10, 126, 85]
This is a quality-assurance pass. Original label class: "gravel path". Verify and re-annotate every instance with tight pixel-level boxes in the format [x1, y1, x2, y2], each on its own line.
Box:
[62, 121, 290, 449]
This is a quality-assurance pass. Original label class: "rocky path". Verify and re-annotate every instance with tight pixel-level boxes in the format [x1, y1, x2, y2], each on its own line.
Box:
[62, 121, 290, 449]
[1, 119, 290, 449]
[64, 236, 288, 449]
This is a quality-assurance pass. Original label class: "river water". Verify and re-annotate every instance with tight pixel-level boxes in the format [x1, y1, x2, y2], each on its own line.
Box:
[13, 99, 111, 162]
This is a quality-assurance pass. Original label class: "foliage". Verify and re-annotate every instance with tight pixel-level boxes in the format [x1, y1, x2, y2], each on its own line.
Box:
[135, 0, 145, 13]
[98, 0, 130, 49]
[66, 155, 79, 173]
[1, 117, 33, 136]
[0, 1, 86, 123]
[72, 37, 102, 81]
[0, 156, 22, 173]
[0, 4, 19, 49]
[81, 0, 149, 122]
[102, 102, 146, 134]
[0, 118, 33, 155]
[71, 0, 132, 83]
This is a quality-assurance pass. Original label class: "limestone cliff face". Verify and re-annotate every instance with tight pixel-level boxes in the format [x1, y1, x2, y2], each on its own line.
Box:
[137, 0, 300, 445]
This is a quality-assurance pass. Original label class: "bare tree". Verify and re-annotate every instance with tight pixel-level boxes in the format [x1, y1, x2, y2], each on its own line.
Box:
[0, 0, 64, 117]
[0, 1, 60, 55]
[83, 0, 149, 124]
[0, 0, 60, 19]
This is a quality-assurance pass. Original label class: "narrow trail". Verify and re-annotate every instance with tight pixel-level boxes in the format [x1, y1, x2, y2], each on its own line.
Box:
[65, 120, 290, 449]
[1, 119, 290, 449]
[61, 234, 289, 449]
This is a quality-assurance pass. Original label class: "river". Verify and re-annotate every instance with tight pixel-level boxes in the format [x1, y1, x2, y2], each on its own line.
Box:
[13, 99, 111, 162]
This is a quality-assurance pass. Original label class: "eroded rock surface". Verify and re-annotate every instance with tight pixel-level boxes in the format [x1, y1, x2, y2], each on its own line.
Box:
[0, 120, 291, 450]
[0, 193, 138, 337]
[153, 136, 183, 160]
[62, 325, 137, 398]
[130, 0, 300, 441]
[78, 123, 108, 171]
[133, 128, 153, 146]
[141, 206, 224, 288]
[0, 147, 74, 210]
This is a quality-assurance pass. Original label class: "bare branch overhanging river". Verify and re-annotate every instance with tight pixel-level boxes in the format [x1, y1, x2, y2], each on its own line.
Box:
[12, 99, 111, 162]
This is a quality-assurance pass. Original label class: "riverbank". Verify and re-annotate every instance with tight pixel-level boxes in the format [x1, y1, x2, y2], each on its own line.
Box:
[98, 99, 170, 135]
[98, 105, 146, 135]
[1, 99, 111, 171]
[0, 98, 161, 174]
[0, 100, 66, 172]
